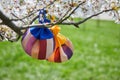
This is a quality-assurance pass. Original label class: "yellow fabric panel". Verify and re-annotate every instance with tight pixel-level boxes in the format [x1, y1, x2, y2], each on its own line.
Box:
[50, 25, 67, 47]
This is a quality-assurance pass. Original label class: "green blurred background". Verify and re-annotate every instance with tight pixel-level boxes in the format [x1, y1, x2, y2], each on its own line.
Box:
[0, 20, 120, 80]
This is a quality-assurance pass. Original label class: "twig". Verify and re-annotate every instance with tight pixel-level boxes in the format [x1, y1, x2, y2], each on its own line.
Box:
[11, 12, 35, 22]
[76, 9, 113, 25]
[30, 15, 39, 24]
[57, 0, 75, 23]
[10, 0, 57, 22]
[60, 9, 113, 27]
[21, 8, 113, 29]
[44, 0, 57, 9]
[11, 13, 26, 24]
[57, 7, 72, 23]
[58, 1, 85, 23]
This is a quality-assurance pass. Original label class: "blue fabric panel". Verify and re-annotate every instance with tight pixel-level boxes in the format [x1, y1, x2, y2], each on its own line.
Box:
[30, 9, 53, 40]
[30, 27, 53, 40]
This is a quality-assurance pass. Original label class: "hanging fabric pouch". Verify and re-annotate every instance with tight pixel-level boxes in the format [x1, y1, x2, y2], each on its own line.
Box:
[21, 9, 55, 60]
[48, 25, 74, 63]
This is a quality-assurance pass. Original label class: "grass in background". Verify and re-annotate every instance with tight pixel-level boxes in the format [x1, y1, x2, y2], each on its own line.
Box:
[0, 19, 120, 80]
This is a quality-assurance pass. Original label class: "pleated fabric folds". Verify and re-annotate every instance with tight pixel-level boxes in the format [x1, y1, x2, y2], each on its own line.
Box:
[48, 25, 74, 63]
[22, 27, 55, 60]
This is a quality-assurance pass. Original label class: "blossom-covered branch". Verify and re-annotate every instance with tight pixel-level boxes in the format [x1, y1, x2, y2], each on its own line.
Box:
[58, 1, 86, 23]
[0, 9, 22, 35]
[10, 0, 58, 22]
[0, 0, 120, 42]
[21, 8, 115, 29]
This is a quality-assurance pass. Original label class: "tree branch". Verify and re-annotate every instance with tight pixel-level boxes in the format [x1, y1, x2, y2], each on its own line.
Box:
[76, 9, 113, 25]
[21, 8, 113, 29]
[29, 0, 58, 25]
[11, 13, 26, 24]
[0, 9, 23, 35]
[30, 15, 39, 24]
[58, 1, 86, 23]
[57, 7, 72, 23]
[60, 9, 113, 27]
[10, 0, 57, 22]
